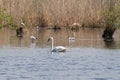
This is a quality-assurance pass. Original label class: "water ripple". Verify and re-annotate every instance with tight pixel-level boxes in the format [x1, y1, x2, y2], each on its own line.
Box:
[0, 48, 120, 80]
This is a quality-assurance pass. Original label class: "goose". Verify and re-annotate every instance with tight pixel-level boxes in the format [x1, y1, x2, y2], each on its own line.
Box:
[47, 37, 66, 52]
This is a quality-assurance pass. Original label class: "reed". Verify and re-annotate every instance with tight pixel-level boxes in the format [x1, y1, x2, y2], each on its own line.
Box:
[0, 0, 118, 28]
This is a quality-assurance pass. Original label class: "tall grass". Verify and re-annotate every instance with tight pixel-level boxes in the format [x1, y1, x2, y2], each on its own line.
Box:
[0, 0, 118, 28]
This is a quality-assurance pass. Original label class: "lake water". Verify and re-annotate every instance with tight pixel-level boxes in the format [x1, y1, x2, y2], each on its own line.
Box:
[0, 28, 120, 80]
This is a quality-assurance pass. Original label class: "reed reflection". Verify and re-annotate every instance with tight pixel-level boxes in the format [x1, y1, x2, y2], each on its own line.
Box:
[104, 39, 116, 49]
[0, 27, 120, 49]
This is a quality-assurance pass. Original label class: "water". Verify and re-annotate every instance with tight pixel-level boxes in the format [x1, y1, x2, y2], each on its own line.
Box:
[0, 28, 120, 80]
[0, 27, 120, 48]
[0, 48, 120, 80]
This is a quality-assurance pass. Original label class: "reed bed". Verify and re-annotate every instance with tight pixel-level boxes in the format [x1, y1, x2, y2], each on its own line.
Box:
[0, 0, 118, 28]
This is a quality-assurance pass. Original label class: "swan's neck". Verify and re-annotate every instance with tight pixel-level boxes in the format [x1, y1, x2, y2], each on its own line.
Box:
[51, 38, 54, 50]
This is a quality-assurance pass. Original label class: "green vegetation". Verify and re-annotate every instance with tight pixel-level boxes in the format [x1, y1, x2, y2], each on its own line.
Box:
[0, 0, 119, 28]
[114, 0, 120, 28]
[0, 8, 14, 29]
[102, 0, 120, 28]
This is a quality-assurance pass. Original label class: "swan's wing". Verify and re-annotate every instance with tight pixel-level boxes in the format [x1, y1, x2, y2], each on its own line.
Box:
[52, 46, 66, 52]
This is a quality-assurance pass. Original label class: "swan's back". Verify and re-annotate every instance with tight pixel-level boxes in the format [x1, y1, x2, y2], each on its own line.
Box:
[52, 46, 66, 52]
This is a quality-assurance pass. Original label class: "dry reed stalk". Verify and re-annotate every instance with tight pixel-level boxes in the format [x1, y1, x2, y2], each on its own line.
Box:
[0, 0, 118, 28]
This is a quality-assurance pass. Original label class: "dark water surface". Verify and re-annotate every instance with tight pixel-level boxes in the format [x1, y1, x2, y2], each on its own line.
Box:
[0, 28, 120, 80]
[0, 27, 120, 48]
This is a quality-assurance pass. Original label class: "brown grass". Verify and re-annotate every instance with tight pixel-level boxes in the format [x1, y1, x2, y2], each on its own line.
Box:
[0, 0, 118, 28]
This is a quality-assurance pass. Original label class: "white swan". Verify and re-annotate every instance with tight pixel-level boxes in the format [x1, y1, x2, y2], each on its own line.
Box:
[47, 37, 66, 52]
[68, 32, 75, 42]
[30, 35, 37, 43]
[21, 22, 25, 26]
[68, 36, 75, 40]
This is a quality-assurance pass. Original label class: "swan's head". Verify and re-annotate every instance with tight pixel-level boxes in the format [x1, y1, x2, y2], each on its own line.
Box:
[47, 37, 54, 42]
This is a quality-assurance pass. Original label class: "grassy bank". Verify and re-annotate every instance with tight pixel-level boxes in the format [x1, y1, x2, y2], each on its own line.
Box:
[0, 0, 118, 29]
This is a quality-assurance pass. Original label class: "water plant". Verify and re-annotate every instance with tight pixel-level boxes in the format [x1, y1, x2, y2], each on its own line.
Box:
[102, 0, 120, 28]
[114, 0, 120, 28]
[0, 0, 114, 28]
[1, 0, 120, 29]
[0, 8, 14, 29]
[102, 0, 120, 40]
